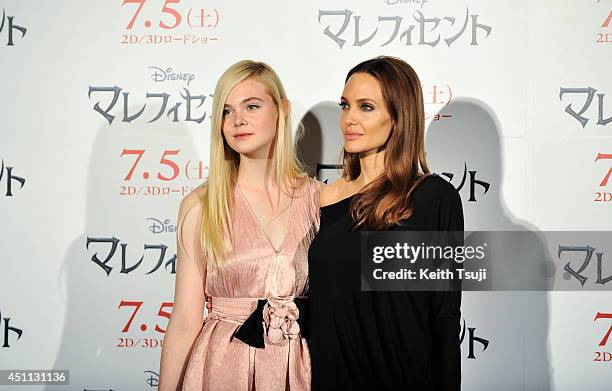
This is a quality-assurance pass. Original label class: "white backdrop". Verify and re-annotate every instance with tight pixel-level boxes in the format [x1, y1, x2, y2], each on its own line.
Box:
[1, 0, 611, 389]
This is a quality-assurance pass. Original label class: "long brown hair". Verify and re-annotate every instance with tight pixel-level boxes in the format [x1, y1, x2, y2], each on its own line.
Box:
[344, 56, 430, 229]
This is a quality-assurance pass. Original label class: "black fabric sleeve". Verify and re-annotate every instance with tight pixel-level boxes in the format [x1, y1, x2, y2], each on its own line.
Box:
[430, 183, 463, 390]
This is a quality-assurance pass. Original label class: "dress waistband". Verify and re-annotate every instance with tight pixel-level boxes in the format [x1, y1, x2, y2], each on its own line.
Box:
[208, 297, 261, 325]
[206, 296, 309, 348]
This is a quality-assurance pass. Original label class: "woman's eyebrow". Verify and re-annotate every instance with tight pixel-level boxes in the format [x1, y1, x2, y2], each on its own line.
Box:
[340, 96, 377, 104]
[224, 97, 264, 108]
[356, 98, 376, 103]
[240, 97, 265, 103]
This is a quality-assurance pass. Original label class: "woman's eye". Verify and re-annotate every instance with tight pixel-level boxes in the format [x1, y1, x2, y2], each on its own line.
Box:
[246, 104, 260, 111]
[338, 102, 349, 110]
[222, 109, 231, 116]
[361, 104, 373, 111]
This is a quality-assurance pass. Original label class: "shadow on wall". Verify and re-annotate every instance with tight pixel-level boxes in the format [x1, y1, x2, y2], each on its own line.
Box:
[426, 97, 553, 391]
[297, 101, 343, 183]
[47, 105, 198, 390]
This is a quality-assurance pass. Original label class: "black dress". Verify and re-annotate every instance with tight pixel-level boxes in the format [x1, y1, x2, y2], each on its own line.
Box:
[308, 174, 464, 390]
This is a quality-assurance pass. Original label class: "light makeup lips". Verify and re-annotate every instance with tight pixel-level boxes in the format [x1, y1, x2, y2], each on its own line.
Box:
[344, 132, 363, 141]
[234, 132, 254, 140]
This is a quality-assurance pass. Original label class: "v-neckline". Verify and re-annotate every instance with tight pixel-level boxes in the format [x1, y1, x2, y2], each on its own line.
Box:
[235, 183, 296, 254]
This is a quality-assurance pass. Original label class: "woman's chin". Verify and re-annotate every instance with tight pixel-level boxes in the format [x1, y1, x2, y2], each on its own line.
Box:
[343, 144, 364, 154]
[344, 144, 370, 154]
[231, 144, 271, 159]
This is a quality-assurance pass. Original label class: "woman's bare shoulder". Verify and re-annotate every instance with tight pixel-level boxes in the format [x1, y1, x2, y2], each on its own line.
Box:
[320, 178, 351, 207]
[179, 183, 206, 218]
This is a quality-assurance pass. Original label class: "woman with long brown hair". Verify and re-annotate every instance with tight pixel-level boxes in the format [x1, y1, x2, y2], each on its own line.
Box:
[308, 56, 463, 390]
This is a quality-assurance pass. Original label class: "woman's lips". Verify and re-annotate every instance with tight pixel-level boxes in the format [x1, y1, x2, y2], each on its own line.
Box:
[234, 133, 253, 140]
[344, 133, 363, 141]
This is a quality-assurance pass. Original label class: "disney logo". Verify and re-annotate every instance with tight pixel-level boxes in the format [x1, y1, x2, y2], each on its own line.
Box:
[149, 66, 195, 86]
[147, 218, 177, 234]
[384, 0, 429, 8]
[144, 370, 159, 387]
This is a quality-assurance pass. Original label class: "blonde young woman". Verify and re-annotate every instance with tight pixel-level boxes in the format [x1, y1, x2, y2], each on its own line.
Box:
[159, 61, 319, 390]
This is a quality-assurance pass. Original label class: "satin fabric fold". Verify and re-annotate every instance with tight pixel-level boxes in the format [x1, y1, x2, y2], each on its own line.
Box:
[181, 178, 320, 391]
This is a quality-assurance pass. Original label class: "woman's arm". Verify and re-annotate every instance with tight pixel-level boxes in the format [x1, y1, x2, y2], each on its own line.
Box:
[430, 182, 464, 391]
[159, 191, 207, 391]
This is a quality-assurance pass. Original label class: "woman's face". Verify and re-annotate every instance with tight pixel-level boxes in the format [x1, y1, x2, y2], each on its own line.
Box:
[222, 77, 279, 158]
[339, 72, 393, 155]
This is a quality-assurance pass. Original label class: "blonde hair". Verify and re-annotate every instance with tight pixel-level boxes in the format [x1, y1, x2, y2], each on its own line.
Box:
[200, 60, 305, 268]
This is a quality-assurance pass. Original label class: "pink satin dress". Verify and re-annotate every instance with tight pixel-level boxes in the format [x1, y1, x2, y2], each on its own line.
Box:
[182, 178, 320, 390]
